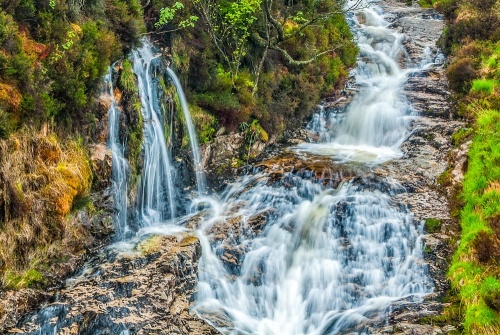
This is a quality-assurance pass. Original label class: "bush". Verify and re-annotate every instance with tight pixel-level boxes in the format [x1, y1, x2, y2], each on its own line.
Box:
[447, 57, 479, 94]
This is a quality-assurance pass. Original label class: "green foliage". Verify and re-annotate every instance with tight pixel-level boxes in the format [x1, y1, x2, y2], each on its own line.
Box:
[156, 1, 198, 29]
[448, 109, 500, 333]
[169, 0, 357, 138]
[471, 79, 497, 95]
[5, 268, 43, 289]
[439, 9, 500, 331]
[190, 104, 217, 144]
[425, 218, 442, 233]
[418, 0, 435, 8]
[0, 0, 143, 131]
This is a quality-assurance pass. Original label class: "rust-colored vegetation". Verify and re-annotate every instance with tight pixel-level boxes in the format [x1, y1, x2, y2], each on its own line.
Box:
[0, 132, 92, 289]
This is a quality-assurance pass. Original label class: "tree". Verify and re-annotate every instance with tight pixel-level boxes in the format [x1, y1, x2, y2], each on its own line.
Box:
[251, 0, 363, 93]
[194, 0, 364, 92]
[194, 0, 262, 83]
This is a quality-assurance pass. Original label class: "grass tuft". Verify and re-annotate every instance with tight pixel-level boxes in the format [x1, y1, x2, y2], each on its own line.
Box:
[471, 79, 497, 95]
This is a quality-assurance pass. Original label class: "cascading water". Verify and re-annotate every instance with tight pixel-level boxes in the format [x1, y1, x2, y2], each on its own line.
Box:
[193, 2, 434, 334]
[105, 68, 130, 238]
[132, 41, 177, 224]
[166, 68, 206, 195]
[9, 2, 440, 333]
[193, 173, 431, 334]
[297, 5, 417, 164]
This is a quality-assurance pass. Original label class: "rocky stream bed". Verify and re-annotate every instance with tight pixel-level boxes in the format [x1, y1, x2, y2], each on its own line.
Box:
[1, 1, 466, 334]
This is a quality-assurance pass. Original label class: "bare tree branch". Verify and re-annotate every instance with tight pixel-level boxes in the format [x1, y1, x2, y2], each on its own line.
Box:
[263, 0, 284, 42]
[272, 45, 340, 66]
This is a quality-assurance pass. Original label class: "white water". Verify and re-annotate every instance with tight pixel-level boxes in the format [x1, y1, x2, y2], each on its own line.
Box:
[132, 42, 176, 224]
[298, 5, 415, 164]
[193, 174, 432, 334]
[166, 68, 207, 195]
[193, 2, 433, 334]
[105, 68, 130, 238]
[11, 4, 438, 332]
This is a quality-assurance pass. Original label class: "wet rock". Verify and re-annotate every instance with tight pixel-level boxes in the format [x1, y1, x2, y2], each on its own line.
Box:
[9, 234, 220, 335]
[375, 115, 464, 333]
[256, 151, 358, 187]
[202, 132, 246, 192]
[95, 94, 112, 143]
[448, 141, 470, 187]
[382, 1, 451, 118]
[89, 143, 112, 191]
[0, 290, 51, 333]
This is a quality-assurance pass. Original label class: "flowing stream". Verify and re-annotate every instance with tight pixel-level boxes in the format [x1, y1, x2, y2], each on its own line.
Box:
[11, 2, 438, 334]
[193, 3, 434, 334]
[297, 5, 429, 164]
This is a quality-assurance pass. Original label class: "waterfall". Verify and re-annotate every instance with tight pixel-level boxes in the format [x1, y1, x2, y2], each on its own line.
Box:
[335, 8, 408, 147]
[193, 2, 433, 334]
[193, 174, 432, 334]
[166, 68, 206, 195]
[8, 3, 439, 332]
[132, 42, 176, 224]
[297, 6, 418, 164]
[105, 68, 130, 238]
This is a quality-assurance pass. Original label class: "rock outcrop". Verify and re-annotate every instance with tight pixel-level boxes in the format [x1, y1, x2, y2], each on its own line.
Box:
[8, 234, 219, 335]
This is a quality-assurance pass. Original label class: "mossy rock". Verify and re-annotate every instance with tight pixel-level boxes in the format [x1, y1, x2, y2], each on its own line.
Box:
[136, 235, 165, 255]
[425, 218, 442, 233]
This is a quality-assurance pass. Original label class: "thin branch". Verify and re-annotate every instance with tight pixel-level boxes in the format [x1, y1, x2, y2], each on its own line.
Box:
[253, 11, 271, 96]
[272, 45, 340, 66]
[139, 27, 184, 35]
[263, 0, 284, 42]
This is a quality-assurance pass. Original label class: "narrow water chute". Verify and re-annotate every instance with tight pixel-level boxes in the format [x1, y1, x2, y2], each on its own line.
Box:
[166, 68, 207, 196]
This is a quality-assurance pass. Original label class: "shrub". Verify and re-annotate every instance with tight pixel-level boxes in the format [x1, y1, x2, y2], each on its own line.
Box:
[446, 57, 479, 94]
[0, 132, 92, 289]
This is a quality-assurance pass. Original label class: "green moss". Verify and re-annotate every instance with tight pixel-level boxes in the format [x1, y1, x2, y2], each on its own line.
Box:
[189, 104, 218, 144]
[437, 167, 453, 187]
[425, 218, 442, 233]
[5, 268, 43, 289]
[451, 127, 473, 146]
[71, 195, 92, 212]
[120, 59, 137, 94]
[136, 235, 164, 255]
